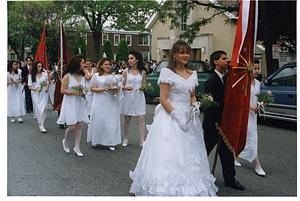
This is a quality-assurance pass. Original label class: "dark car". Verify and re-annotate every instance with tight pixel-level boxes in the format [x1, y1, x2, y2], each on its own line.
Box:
[144, 59, 210, 103]
[259, 62, 297, 122]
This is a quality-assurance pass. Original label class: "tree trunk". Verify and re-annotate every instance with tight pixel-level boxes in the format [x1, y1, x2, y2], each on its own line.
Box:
[260, 1, 279, 77]
[92, 31, 102, 62]
[264, 35, 279, 77]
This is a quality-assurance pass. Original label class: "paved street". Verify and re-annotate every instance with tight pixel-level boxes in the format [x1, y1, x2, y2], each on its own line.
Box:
[7, 103, 297, 196]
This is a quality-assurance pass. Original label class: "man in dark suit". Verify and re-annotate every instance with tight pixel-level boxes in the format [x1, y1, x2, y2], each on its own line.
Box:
[21, 56, 33, 113]
[203, 51, 245, 190]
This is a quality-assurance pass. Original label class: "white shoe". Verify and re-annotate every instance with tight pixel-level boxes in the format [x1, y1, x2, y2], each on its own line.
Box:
[62, 139, 70, 153]
[140, 143, 143, 149]
[73, 148, 83, 157]
[33, 116, 37, 119]
[109, 146, 115, 151]
[11, 118, 15, 123]
[39, 125, 46, 133]
[122, 139, 128, 147]
[17, 118, 23, 122]
[255, 168, 266, 176]
[235, 160, 242, 167]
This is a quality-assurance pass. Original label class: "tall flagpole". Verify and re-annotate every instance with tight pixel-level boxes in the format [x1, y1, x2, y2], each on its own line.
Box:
[60, 20, 63, 80]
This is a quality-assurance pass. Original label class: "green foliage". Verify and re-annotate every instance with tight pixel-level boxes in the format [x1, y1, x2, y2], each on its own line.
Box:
[116, 39, 129, 62]
[65, 0, 159, 61]
[7, 1, 88, 63]
[73, 37, 88, 58]
[157, 0, 238, 45]
[102, 40, 114, 61]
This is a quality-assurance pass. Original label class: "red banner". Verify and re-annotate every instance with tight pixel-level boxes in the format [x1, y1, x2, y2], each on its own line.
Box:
[33, 23, 48, 71]
[219, 0, 258, 159]
[54, 20, 69, 112]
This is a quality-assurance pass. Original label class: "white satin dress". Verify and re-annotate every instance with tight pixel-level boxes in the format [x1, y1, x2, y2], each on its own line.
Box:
[129, 68, 218, 196]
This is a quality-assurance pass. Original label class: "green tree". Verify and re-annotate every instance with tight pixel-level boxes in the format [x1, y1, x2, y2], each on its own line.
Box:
[7, 1, 86, 63]
[116, 39, 129, 62]
[73, 37, 88, 58]
[102, 40, 114, 61]
[65, 0, 159, 62]
[157, 0, 296, 76]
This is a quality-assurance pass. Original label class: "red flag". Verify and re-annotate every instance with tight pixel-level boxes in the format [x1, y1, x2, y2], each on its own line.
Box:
[33, 23, 48, 70]
[54, 20, 69, 112]
[219, 0, 258, 159]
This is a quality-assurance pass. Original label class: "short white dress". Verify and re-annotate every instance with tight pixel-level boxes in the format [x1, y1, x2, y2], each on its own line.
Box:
[28, 72, 49, 124]
[48, 70, 55, 107]
[87, 73, 122, 146]
[121, 70, 146, 116]
[129, 68, 218, 196]
[239, 79, 260, 162]
[57, 73, 89, 125]
[85, 68, 95, 115]
[7, 71, 25, 117]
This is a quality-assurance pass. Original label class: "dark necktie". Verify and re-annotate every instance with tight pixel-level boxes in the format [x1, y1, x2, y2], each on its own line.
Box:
[222, 76, 226, 86]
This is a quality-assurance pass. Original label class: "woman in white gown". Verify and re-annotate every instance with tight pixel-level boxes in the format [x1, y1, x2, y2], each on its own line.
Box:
[87, 58, 122, 151]
[47, 62, 55, 108]
[236, 60, 266, 176]
[57, 54, 89, 157]
[121, 50, 147, 148]
[28, 61, 49, 132]
[7, 60, 25, 123]
[129, 40, 218, 196]
[83, 58, 96, 120]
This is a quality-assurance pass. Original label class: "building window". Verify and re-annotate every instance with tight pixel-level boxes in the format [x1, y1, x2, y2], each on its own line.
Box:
[114, 34, 120, 46]
[141, 52, 149, 61]
[181, 16, 187, 31]
[138, 35, 149, 46]
[126, 35, 132, 46]
[102, 34, 108, 45]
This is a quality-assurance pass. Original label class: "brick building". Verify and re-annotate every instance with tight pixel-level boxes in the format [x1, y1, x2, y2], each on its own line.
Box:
[67, 30, 151, 63]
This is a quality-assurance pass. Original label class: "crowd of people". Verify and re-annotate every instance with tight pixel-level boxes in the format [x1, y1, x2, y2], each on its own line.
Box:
[7, 40, 265, 196]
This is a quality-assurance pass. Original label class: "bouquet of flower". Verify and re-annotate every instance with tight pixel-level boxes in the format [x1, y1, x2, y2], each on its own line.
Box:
[8, 76, 18, 86]
[255, 91, 274, 108]
[40, 79, 48, 90]
[197, 93, 219, 110]
[105, 73, 123, 97]
[141, 83, 154, 91]
[71, 84, 88, 103]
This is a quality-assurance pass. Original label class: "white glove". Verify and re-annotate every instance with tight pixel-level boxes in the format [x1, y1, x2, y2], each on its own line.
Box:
[170, 110, 189, 132]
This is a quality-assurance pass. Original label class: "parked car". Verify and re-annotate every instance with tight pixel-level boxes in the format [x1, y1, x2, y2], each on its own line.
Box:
[144, 59, 210, 103]
[259, 62, 297, 122]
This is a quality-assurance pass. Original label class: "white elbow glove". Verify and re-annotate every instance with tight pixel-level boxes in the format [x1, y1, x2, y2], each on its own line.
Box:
[170, 110, 189, 132]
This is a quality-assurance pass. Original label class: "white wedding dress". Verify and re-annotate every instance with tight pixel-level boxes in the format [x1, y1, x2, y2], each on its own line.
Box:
[238, 79, 260, 162]
[28, 73, 49, 124]
[129, 68, 218, 196]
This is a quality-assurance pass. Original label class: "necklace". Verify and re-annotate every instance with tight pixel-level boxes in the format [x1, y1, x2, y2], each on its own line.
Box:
[176, 69, 186, 76]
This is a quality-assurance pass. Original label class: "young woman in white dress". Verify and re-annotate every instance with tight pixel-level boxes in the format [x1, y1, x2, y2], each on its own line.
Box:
[129, 40, 218, 196]
[83, 58, 96, 120]
[121, 50, 147, 148]
[47, 62, 55, 108]
[7, 60, 25, 123]
[57, 54, 89, 157]
[87, 58, 122, 151]
[16, 62, 25, 115]
[235, 60, 266, 176]
[28, 61, 49, 133]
